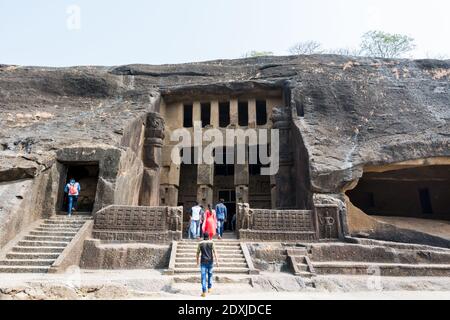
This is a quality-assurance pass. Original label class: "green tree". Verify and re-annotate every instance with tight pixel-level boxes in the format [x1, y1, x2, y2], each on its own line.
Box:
[360, 30, 415, 58]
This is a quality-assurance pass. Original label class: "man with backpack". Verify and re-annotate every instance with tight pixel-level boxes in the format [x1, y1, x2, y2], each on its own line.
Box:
[64, 178, 81, 217]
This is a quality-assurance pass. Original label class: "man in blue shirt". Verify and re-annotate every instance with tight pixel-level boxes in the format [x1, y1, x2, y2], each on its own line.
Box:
[215, 199, 227, 239]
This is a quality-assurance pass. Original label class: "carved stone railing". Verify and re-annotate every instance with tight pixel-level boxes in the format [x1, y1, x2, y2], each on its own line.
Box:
[92, 205, 183, 243]
[237, 204, 317, 241]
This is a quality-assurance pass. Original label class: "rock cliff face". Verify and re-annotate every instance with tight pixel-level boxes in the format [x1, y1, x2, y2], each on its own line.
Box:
[0, 55, 449, 246]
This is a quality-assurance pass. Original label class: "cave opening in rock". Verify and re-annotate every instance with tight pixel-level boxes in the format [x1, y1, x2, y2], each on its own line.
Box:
[346, 165, 450, 221]
[60, 163, 99, 214]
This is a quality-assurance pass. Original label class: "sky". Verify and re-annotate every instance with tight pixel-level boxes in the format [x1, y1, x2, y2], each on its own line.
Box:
[0, 0, 449, 67]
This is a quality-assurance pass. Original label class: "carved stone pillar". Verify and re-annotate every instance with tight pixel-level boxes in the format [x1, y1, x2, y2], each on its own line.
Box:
[140, 112, 165, 206]
[197, 164, 214, 207]
[160, 185, 179, 207]
[235, 160, 249, 206]
[235, 185, 249, 204]
[272, 107, 295, 209]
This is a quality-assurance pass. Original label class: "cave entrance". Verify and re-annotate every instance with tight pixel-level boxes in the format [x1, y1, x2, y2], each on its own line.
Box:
[178, 163, 198, 236]
[60, 163, 99, 215]
[346, 165, 450, 222]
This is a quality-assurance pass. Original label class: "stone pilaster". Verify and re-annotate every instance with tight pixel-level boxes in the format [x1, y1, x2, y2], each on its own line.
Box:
[140, 112, 165, 206]
[197, 164, 214, 207]
[235, 159, 249, 204]
[272, 107, 295, 209]
[160, 185, 179, 207]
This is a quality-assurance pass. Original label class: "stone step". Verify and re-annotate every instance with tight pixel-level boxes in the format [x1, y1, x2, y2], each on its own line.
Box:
[18, 240, 69, 247]
[24, 235, 73, 242]
[43, 220, 86, 226]
[177, 249, 242, 254]
[178, 242, 240, 246]
[12, 246, 65, 253]
[172, 275, 252, 284]
[175, 262, 248, 268]
[36, 226, 81, 231]
[313, 261, 450, 277]
[29, 231, 77, 237]
[6, 252, 60, 260]
[0, 259, 55, 266]
[174, 267, 250, 274]
[176, 253, 245, 258]
[296, 263, 309, 272]
[0, 266, 50, 273]
[295, 271, 314, 278]
[177, 245, 242, 250]
[175, 257, 246, 263]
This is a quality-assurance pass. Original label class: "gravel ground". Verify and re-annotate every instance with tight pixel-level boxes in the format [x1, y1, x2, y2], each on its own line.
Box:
[1, 270, 449, 300]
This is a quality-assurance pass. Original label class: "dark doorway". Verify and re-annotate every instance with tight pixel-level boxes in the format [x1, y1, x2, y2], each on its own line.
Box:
[218, 190, 237, 232]
[178, 163, 198, 236]
[62, 164, 99, 214]
[419, 188, 433, 215]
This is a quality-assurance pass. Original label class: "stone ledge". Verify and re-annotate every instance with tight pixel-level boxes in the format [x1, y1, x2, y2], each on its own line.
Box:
[92, 230, 182, 244]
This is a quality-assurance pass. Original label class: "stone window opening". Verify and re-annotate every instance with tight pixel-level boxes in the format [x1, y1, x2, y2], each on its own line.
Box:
[256, 100, 268, 126]
[238, 101, 249, 127]
[183, 104, 193, 128]
[214, 147, 235, 176]
[219, 102, 231, 128]
[59, 163, 99, 214]
[201, 102, 211, 128]
[249, 144, 270, 176]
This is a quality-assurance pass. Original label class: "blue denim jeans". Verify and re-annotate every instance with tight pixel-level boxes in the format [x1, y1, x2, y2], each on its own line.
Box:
[217, 219, 225, 237]
[189, 220, 200, 239]
[201, 262, 214, 293]
[67, 195, 78, 215]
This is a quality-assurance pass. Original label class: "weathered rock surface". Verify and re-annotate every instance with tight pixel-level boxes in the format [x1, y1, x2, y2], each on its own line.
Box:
[0, 55, 449, 247]
[1, 56, 448, 191]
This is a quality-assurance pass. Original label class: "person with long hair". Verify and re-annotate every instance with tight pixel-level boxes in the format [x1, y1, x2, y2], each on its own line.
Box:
[201, 204, 217, 240]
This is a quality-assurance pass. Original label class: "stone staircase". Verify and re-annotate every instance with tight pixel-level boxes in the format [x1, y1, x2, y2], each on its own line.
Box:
[287, 248, 316, 278]
[166, 241, 259, 275]
[0, 216, 91, 273]
[293, 242, 450, 277]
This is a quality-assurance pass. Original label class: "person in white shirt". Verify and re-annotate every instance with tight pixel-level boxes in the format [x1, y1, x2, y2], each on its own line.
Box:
[189, 202, 202, 239]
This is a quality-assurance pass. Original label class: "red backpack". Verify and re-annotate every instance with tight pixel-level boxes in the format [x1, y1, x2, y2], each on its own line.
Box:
[68, 183, 78, 195]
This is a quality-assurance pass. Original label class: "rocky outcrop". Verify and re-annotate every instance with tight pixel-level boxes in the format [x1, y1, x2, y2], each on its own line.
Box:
[0, 55, 449, 246]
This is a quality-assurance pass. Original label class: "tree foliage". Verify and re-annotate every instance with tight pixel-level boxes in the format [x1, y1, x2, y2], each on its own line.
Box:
[288, 41, 323, 55]
[360, 30, 415, 58]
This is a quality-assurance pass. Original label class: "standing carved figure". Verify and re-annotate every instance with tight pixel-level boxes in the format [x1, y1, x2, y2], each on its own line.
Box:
[168, 207, 182, 232]
[239, 203, 252, 230]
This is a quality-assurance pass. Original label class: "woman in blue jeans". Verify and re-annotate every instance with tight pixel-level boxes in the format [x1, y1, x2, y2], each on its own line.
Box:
[196, 232, 219, 297]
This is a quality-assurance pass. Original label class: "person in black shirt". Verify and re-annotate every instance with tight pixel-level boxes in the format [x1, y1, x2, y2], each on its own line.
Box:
[196, 232, 219, 297]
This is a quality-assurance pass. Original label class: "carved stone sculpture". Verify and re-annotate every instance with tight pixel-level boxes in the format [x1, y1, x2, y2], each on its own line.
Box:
[239, 203, 252, 230]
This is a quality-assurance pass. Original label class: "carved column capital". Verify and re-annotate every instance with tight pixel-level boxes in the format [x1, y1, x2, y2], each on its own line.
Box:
[271, 107, 291, 130]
